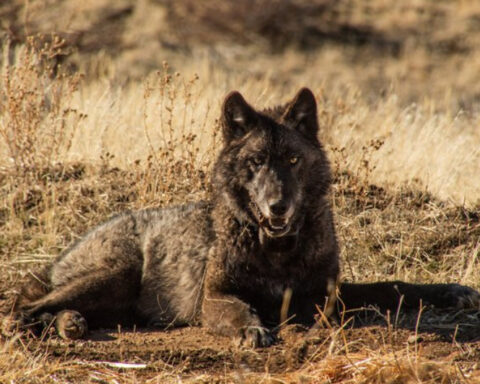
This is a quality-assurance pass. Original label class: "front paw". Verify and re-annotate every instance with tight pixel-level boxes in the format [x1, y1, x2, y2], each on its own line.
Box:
[240, 326, 276, 348]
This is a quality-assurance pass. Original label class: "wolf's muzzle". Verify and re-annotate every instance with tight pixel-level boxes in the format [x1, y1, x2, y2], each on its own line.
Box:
[249, 201, 294, 238]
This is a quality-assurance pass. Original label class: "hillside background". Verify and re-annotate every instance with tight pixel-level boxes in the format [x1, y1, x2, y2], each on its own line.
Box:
[2, 0, 480, 205]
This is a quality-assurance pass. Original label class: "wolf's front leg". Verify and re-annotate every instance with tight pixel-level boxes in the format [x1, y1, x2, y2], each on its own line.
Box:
[201, 257, 275, 348]
[202, 290, 274, 347]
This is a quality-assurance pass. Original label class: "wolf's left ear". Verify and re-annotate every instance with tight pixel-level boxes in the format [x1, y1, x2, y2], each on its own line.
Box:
[222, 91, 258, 142]
[282, 88, 319, 140]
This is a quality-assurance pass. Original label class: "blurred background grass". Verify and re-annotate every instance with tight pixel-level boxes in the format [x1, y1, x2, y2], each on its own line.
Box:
[2, 0, 479, 205]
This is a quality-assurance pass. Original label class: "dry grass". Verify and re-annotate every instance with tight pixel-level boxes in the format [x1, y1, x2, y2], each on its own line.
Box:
[1, 1, 480, 382]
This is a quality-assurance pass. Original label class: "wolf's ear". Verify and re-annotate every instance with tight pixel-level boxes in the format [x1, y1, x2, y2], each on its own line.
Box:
[222, 91, 258, 142]
[282, 88, 319, 140]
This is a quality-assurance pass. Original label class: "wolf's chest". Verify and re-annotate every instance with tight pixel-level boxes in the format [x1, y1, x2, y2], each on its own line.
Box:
[231, 263, 294, 301]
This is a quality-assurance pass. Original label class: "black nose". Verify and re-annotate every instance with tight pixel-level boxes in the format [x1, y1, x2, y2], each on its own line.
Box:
[269, 201, 288, 216]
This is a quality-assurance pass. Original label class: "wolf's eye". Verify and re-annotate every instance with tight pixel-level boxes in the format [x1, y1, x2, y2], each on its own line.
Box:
[289, 156, 299, 165]
[252, 156, 264, 166]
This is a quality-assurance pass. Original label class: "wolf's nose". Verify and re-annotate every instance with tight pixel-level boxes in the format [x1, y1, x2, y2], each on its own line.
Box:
[269, 201, 288, 216]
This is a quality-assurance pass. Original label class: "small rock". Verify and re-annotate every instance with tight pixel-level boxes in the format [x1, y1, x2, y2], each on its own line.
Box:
[407, 334, 424, 344]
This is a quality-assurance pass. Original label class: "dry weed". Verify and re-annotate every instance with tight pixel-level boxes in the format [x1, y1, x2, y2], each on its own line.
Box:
[0, 36, 81, 175]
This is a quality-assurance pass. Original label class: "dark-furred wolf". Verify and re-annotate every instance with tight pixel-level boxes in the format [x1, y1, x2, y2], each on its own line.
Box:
[4, 88, 479, 347]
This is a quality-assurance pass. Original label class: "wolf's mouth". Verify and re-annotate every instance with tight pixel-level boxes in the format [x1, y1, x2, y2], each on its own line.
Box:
[263, 221, 291, 238]
[249, 202, 292, 238]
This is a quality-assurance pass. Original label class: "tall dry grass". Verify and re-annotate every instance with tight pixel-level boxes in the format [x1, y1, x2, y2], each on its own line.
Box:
[8, 50, 476, 207]
[0, 37, 81, 174]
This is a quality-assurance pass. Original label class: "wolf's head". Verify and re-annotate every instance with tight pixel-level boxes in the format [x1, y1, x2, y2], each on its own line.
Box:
[213, 88, 331, 247]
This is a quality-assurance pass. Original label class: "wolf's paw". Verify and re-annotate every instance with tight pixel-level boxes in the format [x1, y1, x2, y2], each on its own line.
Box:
[55, 310, 87, 340]
[444, 284, 480, 310]
[240, 326, 276, 348]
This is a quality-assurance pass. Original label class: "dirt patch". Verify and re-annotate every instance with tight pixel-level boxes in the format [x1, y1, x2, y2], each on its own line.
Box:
[17, 314, 480, 382]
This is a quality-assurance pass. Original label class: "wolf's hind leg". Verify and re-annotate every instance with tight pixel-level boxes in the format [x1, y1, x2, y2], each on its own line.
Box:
[53, 310, 88, 340]
[2, 310, 87, 340]
[21, 266, 142, 336]
[339, 281, 480, 311]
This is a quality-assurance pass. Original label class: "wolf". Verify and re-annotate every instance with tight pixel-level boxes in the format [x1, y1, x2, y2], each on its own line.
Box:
[3, 88, 479, 347]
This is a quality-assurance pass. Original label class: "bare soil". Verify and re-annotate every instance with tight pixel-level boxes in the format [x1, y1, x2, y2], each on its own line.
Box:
[18, 310, 480, 382]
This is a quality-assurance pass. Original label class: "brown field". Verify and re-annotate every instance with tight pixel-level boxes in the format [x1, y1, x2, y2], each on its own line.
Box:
[1, 1, 480, 382]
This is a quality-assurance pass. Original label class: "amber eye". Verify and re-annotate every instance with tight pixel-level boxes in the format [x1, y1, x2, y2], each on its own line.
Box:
[252, 156, 264, 166]
[289, 156, 299, 165]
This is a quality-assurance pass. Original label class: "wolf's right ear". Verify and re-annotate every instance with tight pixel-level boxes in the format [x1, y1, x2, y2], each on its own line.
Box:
[282, 88, 319, 141]
[222, 91, 258, 142]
